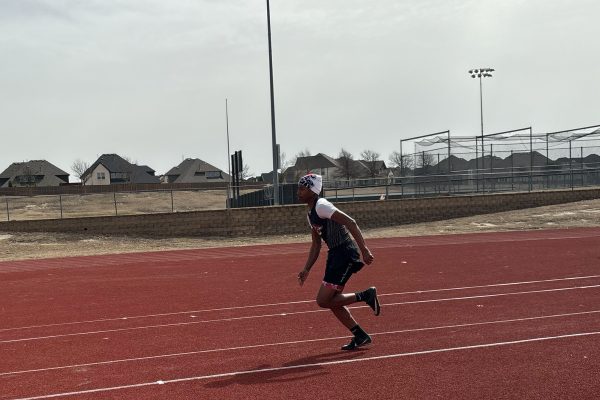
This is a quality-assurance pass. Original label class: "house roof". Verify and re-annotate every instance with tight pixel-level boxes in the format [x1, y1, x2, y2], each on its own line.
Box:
[0, 160, 69, 187]
[83, 154, 160, 184]
[260, 171, 281, 183]
[294, 153, 340, 171]
[165, 158, 230, 183]
[1, 160, 69, 178]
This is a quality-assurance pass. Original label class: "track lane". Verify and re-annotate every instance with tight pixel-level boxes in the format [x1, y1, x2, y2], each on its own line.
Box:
[2, 275, 600, 342]
[3, 320, 600, 399]
[3, 230, 600, 330]
[2, 228, 600, 399]
[3, 290, 600, 399]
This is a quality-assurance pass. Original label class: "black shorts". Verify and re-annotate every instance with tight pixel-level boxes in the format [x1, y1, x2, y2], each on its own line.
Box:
[322, 241, 365, 291]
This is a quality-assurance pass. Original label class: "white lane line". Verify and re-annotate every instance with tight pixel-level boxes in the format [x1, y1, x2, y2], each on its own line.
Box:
[2, 309, 599, 377]
[2, 284, 600, 344]
[3, 274, 599, 333]
[369, 231, 600, 248]
[0, 300, 314, 333]
[10, 330, 600, 400]
[395, 274, 600, 295]
[382, 284, 600, 307]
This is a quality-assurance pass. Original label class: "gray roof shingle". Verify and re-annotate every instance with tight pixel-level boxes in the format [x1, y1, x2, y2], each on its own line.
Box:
[83, 154, 160, 184]
[165, 158, 230, 183]
[0, 160, 69, 187]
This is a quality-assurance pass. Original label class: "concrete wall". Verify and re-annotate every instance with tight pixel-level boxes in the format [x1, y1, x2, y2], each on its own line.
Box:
[1, 188, 598, 238]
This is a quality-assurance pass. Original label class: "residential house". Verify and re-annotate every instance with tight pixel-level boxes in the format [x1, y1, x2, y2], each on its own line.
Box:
[0, 160, 69, 187]
[283, 153, 340, 182]
[357, 159, 388, 178]
[81, 154, 160, 185]
[162, 158, 230, 183]
[259, 171, 280, 184]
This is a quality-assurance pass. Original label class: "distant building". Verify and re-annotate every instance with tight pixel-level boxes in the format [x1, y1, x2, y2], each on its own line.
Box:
[0, 160, 69, 187]
[279, 152, 389, 182]
[81, 154, 160, 185]
[283, 153, 340, 182]
[354, 159, 388, 178]
[259, 171, 280, 184]
[162, 158, 230, 183]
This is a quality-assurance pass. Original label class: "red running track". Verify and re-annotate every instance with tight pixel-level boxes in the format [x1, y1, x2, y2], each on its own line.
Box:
[1, 227, 600, 399]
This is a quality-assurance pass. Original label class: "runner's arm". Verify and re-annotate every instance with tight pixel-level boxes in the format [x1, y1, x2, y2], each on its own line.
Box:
[298, 229, 321, 286]
[330, 210, 374, 264]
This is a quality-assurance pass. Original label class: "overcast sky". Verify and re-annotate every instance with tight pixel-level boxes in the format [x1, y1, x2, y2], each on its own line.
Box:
[1, 0, 598, 179]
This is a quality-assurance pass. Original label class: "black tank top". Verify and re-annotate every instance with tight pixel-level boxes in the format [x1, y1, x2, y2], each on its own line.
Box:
[308, 201, 352, 249]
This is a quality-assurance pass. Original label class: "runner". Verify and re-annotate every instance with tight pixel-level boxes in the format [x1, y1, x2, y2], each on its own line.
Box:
[296, 173, 380, 350]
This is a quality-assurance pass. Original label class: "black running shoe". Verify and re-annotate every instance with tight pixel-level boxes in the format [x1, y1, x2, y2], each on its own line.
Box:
[364, 287, 381, 316]
[341, 334, 372, 351]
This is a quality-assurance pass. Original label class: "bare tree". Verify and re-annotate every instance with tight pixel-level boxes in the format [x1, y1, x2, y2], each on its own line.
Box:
[360, 149, 381, 177]
[335, 148, 359, 180]
[388, 151, 414, 176]
[291, 149, 312, 173]
[241, 164, 252, 180]
[296, 148, 311, 158]
[279, 152, 298, 183]
[71, 159, 90, 184]
[417, 152, 436, 175]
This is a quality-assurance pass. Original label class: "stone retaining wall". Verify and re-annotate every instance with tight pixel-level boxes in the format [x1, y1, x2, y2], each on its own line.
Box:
[1, 188, 598, 237]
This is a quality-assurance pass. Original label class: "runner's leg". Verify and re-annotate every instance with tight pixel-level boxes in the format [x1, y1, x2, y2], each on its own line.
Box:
[316, 285, 358, 329]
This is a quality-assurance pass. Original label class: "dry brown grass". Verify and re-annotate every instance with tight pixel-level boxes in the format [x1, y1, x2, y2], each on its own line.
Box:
[1, 189, 262, 221]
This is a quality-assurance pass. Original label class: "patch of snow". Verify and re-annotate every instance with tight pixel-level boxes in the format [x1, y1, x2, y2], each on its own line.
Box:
[553, 212, 576, 216]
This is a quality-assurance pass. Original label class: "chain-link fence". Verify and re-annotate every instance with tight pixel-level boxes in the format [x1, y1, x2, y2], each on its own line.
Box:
[1, 187, 257, 221]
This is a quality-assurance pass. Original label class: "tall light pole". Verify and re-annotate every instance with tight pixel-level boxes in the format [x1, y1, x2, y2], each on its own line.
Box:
[225, 98, 231, 208]
[266, 0, 279, 205]
[469, 67, 494, 136]
[469, 67, 494, 192]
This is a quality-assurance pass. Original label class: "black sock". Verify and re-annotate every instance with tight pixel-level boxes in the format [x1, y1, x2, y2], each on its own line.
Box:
[350, 325, 367, 338]
[355, 289, 368, 302]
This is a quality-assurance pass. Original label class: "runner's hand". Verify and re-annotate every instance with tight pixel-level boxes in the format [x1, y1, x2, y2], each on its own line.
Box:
[361, 248, 374, 265]
[297, 268, 310, 286]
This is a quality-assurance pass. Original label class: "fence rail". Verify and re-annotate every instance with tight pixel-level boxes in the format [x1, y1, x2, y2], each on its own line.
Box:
[0, 186, 265, 222]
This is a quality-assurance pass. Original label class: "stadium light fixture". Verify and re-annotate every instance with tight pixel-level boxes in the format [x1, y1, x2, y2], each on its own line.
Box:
[468, 67, 495, 136]
[469, 67, 495, 191]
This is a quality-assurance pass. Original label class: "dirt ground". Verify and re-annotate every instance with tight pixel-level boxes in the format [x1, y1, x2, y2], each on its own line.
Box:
[2, 198, 600, 262]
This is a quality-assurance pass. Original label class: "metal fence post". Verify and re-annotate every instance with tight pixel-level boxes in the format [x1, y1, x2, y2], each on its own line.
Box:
[171, 190, 174, 212]
[511, 150, 514, 191]
[113, 192, 118, 215]
[59, 194, 63, 219]
[5, 197, 9, 221]
[569, 140, 573, 190]
[581, 146, 584, 187]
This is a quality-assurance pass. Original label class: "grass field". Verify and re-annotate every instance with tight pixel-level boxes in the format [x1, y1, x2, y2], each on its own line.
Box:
[1, 189, 252, 221]
[1, 185, 399, 221]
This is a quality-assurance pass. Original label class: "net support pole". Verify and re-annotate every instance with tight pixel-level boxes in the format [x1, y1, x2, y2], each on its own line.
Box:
[447, 131, 451, 194]
[529, 127, 533, 192]
[475, 137, 479, 192]
[569, 140, 573, 189]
